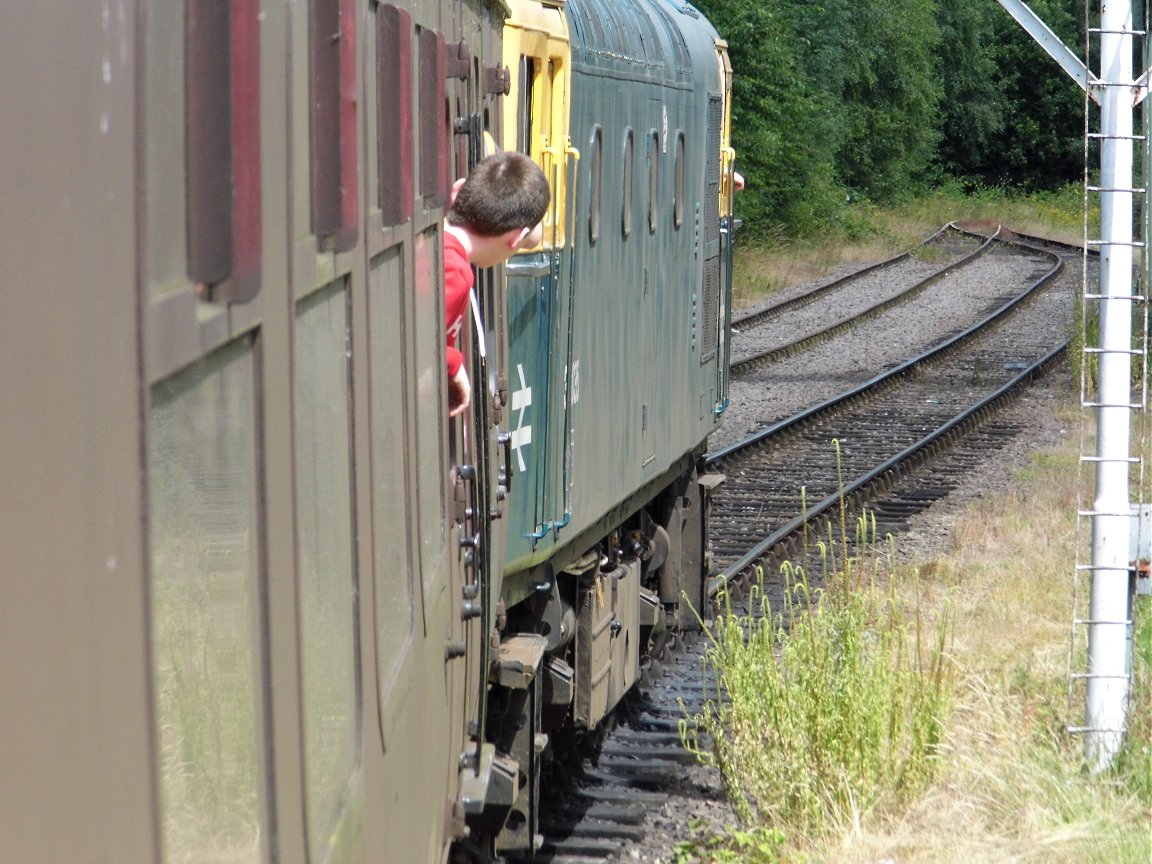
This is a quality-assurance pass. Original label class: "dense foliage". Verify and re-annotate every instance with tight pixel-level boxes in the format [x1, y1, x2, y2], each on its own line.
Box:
[694, 0, 1093, 237]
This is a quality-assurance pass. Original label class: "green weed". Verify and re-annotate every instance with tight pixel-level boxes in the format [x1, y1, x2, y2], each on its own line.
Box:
[681, 509, 952, 839]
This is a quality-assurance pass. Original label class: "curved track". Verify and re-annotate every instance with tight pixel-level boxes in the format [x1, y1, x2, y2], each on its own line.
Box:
[508, 229, 1085, 864]
[708, 233, 1075, 588]
[730, 223, 989, 375]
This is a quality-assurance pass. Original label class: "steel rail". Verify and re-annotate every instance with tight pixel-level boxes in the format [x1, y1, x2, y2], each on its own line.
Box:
[705, 343, 1067, 597]
[731, 222, 959, 331]
[730, 226, 1003, 378]
[704, 239, 1068, 597]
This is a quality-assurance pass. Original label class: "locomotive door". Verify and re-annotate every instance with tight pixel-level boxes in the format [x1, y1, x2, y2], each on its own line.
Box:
[501, 16, 576, 558]
[640, 98, 664, 467]
[715, 44, 736, 413]
[701, 93, 725, 410]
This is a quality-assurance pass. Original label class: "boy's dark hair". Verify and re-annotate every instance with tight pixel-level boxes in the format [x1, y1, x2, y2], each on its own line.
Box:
[447, 151, 551, 237]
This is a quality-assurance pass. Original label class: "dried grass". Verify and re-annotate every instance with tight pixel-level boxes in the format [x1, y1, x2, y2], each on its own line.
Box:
[792, 419, 1152, 864]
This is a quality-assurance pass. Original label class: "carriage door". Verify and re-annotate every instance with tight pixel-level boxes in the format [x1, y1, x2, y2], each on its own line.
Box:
[365, 5, 470, 860]
[444, 0, 513, 795]
[143, 3, 277, 863]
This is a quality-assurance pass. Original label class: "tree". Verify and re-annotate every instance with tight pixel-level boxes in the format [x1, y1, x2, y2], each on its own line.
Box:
[829, 0, 944, 201]
[936, 0, 1007, 182]
[934, 0, 1087, 189]
[694, 0, 843, 236]
[986, 0, 1087, 189]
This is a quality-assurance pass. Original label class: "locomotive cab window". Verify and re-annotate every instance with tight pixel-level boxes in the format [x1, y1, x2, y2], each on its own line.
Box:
[518, 55, 537, 156]
[648, 130, 660, 234]
[622, 128, 634, 239]
[503, 13, 572, 247]
[674, 131, 685, 229]
[588, 125, 602, 244]
[519, 54, 561, 244]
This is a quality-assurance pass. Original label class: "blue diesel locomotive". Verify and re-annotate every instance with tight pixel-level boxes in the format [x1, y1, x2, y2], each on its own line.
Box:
[481, 0, 737, 852]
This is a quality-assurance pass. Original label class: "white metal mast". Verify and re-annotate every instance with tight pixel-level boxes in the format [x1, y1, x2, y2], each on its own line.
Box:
[997, 0, 1145, 769]
[1082, 0, 1137, 772]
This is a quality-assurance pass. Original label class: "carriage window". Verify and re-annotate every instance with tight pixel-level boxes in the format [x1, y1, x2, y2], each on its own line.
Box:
[674, 131, 685, 229]
[185, 0, 262, 303]
[622, 128, 634, 238]
[588, 125, 602, 244]
[413, 228, 447, 578]
[377, 3, 413, 226]
[648, 130, 660, 234]
[295, 281, 360, 864]
[369, 246, 415, 697]
[310, 0, 358, 249]
[144, 0, 186, 297]
[418, 27, 447, 202]
[149, 339, 265, 864]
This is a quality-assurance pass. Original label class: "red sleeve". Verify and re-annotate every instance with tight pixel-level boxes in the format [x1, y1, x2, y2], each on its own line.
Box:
[444, 234, 473, 376]
[446, 345, 464, 377]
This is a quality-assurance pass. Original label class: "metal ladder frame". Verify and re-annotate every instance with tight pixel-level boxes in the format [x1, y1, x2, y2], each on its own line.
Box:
[997, 0, 1149, 770]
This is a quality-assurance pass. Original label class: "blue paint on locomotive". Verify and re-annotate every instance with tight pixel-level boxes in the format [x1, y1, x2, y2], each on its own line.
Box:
[501, 0, 731, 599]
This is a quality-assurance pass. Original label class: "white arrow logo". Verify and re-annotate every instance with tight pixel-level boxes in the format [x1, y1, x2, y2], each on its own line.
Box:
[511, 363, 532, 472]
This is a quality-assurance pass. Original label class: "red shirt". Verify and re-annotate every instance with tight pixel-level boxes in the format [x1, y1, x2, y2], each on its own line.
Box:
[444, 232, 472, 376]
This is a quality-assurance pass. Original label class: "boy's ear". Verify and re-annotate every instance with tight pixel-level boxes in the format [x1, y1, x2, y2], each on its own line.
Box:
[448, 177, 466, 209]
[508, 226, 532, 249]
[508, 222, 542, 251]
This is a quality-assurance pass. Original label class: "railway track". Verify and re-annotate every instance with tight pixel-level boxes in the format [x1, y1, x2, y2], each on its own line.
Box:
[730, 223, 988, 376]
[708, 234, 1074, 587]
[720, 228, 1077, 445]
[509, 229, 1086, 864]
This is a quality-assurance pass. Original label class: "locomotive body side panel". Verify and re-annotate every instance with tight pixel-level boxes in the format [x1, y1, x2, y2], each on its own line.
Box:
[481, 1, 734, 851]
[500, 0, 729, 590]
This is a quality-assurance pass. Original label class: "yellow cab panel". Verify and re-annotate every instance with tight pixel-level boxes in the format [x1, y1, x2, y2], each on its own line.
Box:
[501, 0, 575, 249]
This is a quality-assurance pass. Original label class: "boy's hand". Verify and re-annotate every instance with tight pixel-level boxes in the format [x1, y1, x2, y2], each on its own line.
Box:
[449, 366, 471, 417]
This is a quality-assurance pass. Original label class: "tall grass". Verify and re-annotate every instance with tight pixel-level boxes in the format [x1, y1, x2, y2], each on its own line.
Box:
[677, 433, 1151, 864]
[682, 511, 952, 840]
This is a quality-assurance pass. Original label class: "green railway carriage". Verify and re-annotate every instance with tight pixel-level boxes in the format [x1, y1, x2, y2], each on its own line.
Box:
[0, 0, 733, 861]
